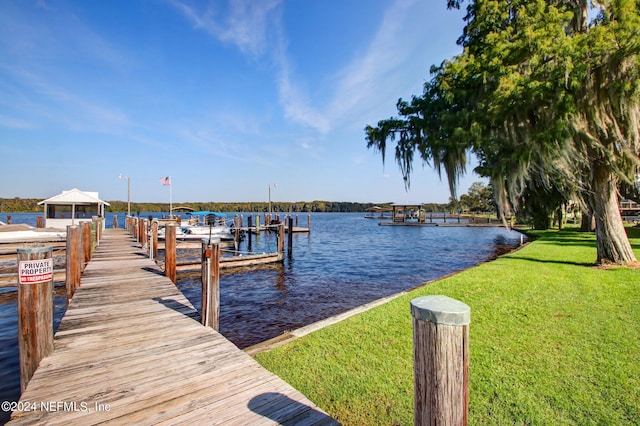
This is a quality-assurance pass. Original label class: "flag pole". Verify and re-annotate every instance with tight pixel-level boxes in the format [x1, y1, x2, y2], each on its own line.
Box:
[169, 176, 173, 217]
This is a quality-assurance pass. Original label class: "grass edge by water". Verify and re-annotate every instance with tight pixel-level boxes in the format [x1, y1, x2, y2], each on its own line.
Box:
[255, 226, 640, 425]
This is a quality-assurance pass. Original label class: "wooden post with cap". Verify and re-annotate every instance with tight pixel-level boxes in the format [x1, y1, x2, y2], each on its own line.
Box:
[411, 295, 470, 425]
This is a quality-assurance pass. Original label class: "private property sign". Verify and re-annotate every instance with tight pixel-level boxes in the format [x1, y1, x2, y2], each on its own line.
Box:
[19, 259, 54, 284]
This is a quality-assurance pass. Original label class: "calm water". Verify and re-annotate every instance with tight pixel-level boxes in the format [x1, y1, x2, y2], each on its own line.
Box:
[0, 212, 524, 423]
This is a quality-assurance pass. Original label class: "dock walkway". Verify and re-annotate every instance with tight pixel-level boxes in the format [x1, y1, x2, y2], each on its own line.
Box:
[9, 229, 336, 425]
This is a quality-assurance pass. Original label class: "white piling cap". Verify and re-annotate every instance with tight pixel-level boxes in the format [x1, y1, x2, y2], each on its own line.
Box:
[411, 295, 470, 325]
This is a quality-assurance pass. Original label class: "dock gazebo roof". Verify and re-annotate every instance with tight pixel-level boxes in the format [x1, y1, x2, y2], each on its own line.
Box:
[38, 188, 110, 207]
[38, 188, 109, 229]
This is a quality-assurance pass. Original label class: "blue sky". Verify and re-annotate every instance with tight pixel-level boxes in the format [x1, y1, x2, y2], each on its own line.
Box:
[0, 0, 480, 205]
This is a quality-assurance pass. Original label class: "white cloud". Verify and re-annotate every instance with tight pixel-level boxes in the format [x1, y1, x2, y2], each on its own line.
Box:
[169, 0, 330, 134]
[169, 0, 280, 57]
[325, 0, 423, 125]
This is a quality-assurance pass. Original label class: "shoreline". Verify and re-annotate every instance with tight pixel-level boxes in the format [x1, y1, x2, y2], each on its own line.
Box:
[244, 230, 532, 356]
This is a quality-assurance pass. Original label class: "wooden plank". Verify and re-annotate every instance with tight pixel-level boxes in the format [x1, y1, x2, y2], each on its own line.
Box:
[8, 229, 337, 425]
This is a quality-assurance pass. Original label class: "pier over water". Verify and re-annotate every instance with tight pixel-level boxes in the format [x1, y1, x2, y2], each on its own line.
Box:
[8, 229, 336, 425]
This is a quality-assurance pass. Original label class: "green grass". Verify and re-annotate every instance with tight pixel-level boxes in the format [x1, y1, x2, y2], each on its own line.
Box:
[255, 227, 640, 425]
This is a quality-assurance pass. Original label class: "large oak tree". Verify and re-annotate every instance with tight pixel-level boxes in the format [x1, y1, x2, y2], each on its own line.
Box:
[366, 0, 640, 264]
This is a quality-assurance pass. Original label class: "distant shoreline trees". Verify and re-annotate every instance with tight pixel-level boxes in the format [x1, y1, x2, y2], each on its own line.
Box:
[366, 1, 640, 265]
[0, 198, 453, 214]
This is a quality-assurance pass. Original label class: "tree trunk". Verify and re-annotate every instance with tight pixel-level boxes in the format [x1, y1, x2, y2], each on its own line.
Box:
[580, 211, 596, 232]
[556, 205, 563, 230]
[591, 162, 637, 264]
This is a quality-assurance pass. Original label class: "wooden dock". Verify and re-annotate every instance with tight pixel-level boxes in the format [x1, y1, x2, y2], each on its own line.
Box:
[8, 229, 337, 425]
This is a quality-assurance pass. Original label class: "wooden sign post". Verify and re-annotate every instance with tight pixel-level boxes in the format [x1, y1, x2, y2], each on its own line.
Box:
[17, 245, 54, 392]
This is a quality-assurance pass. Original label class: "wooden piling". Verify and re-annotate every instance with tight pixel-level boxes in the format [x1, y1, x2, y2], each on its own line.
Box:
[76, 223, 85, 274]
[82, 222, 91, 266]
[138, 217, 144, 244]
[93, 217, 100, 246]
[247, 215, 253, 251]
[287, 215, 293, 254]
[7, 215, 11, 224]
[277, 222, 285, 253]
[201, 241, 220, 330]
[234, 215, 240, 245]
[17, 245, 54, 392]
[142, 219, 149, 249]
[411, 295, 470, 426]
[65, 225, 80, 301]
[36, 216, 43, 228]
[151, 220, 158, 261]
[165, 223, 176, 284]
[113, 214, 118, 229]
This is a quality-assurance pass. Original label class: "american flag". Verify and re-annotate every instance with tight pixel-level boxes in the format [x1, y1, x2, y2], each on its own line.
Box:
[159, 176, 171, 186]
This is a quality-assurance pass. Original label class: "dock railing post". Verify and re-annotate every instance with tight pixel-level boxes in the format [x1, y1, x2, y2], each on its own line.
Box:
[411, 295, 470, 426]
[201, 240, 220, 330]
[66, 225, 80, 302]
[17, 245, 54, 393]
[165, 222, 176, 284]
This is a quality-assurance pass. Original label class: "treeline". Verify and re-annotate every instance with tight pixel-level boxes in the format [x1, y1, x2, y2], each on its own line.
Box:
[107, 200, 451, 214]
[0, 198, 449, 214]
[0, 198, 42, 213]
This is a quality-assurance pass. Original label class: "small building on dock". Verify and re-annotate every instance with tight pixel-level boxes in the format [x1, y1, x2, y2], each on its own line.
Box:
[390, 204, 425, 222]
[38, 188, 109, 229]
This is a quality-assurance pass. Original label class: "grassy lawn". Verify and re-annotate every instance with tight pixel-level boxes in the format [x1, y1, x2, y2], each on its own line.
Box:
[255, 227, 640, 425]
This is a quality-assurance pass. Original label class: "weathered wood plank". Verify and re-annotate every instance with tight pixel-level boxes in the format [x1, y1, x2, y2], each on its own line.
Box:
[8, 229, 337, 425]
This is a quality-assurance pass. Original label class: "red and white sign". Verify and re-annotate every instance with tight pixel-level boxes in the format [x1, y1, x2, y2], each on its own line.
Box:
[18, 259, 53, 284]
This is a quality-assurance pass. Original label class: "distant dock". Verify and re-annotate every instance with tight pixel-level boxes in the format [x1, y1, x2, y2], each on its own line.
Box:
[8, 229, 336, 425]
[377, 210, 510, 227]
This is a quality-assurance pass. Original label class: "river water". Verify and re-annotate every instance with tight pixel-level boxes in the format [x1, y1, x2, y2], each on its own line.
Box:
[0, 212, 524, 423]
